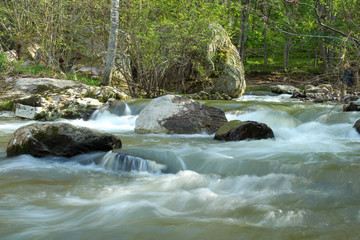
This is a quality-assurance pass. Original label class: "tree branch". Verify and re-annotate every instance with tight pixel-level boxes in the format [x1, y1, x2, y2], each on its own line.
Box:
[286, 0, 360, 46]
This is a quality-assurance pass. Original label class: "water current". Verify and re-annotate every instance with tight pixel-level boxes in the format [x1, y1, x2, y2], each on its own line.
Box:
[0, 94, 360, 239]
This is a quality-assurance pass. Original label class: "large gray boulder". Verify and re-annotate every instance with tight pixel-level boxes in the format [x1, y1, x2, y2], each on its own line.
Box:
[135, 95, 227, 134]
[207, 23, 246, 98]
[7, 122, 122, 157]
[214, 120, 275, 141]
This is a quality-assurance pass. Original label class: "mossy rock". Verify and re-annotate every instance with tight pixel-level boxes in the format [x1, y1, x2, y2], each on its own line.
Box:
[214, 120, 275, 141]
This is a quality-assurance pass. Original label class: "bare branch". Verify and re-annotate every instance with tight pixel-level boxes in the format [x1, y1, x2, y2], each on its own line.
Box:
[273, 25, 347, 42]
[281, 0, 360, 46]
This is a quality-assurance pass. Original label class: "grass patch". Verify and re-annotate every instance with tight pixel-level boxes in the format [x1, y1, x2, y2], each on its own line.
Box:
[66, 73, 100, 86]
[245, 53, 324, 76]
[0, 100, 14, 111]
[245, 86, 270, 92]
[0, 55, 100, 87]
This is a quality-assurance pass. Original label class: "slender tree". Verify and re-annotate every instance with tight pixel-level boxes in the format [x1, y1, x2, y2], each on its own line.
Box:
[101, 0, 120, 86]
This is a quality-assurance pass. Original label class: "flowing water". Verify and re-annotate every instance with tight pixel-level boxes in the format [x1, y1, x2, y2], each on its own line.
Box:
[1, 95, 360, 239]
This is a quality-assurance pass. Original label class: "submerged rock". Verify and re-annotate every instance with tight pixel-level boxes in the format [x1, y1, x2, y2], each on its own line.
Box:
[99, 152, 165, 173]
[7, 122, 122, 157]
[135, 95, 227, 134]
[214, 120, 275, 141]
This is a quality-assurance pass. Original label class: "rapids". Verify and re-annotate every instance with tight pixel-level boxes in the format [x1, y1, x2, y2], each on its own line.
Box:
[1, 95, 360, 239]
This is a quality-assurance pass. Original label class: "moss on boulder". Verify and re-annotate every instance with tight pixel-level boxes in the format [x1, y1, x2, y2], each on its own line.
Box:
[214, 120, 275, 141]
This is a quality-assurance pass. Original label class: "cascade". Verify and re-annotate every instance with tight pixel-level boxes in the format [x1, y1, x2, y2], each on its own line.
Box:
[99, 151, 165, 173]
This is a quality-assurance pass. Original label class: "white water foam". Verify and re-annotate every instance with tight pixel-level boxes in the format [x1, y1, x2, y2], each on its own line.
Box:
[67, 110, 137, 132]
[235, 94, 292, 102]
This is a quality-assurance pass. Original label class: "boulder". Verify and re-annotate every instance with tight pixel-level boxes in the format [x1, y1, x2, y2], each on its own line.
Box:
[207, 23, 246, 98]
[353, 119, 360, 134]
[270, 85, 301, 94]
[135, 95, 227, 134]
[6, 122, 122, 157]
[214, 120, 275, 141]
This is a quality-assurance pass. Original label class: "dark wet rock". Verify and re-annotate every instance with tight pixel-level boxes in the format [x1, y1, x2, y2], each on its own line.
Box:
[343, 101, 360, 111]
[214, 120, 275, 141]
[7, 122, 122, 157]
[291, 92, 307, 99]
[353, 119, 360, 134]
[135, 95, 227, 134]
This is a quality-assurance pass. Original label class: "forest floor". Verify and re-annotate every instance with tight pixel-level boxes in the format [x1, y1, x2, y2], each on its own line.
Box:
[245, 72, 341, 91]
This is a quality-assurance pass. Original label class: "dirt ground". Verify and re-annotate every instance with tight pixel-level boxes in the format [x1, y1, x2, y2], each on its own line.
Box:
[245, 72, 341, 90]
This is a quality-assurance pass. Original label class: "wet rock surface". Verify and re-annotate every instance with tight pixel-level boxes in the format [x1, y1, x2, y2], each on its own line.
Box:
[135, 95, 227, 134]
[214, 120, 275, 141]
[7, 122, 122, 157]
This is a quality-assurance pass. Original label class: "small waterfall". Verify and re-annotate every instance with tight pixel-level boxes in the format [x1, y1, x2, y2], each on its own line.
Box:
[123, 102, 132, 115]
[99, 151, 166, 173]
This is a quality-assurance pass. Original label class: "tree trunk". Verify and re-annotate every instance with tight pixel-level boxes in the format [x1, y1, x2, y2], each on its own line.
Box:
[101, 0, 120, 86]
[237, 0, 252, 60]
[262, 0, 272, 67]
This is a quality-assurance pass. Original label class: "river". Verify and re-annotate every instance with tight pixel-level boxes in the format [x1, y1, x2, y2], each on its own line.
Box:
[0, 94, 360, 239]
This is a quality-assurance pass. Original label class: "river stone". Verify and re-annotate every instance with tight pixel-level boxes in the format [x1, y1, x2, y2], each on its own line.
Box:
[15, 104, 43, 119]
[214, 120, 275, 141]
[270, 85, 301, 94]
[135, 95, 227, 134]
[6, 122, 122, 157]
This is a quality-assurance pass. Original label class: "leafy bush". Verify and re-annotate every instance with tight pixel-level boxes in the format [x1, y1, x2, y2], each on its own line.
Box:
[0, 52, 9, 73]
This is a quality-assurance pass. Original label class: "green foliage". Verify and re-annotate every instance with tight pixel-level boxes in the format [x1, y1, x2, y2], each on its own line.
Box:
[66, 73, 100, 86]
[0, 100, 13, 111]
[0, 52, 10, 74]
[1, 0, 359, 94]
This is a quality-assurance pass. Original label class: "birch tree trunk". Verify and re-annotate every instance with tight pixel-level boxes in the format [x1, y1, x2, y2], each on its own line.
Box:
[101, 0, 120, 86]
